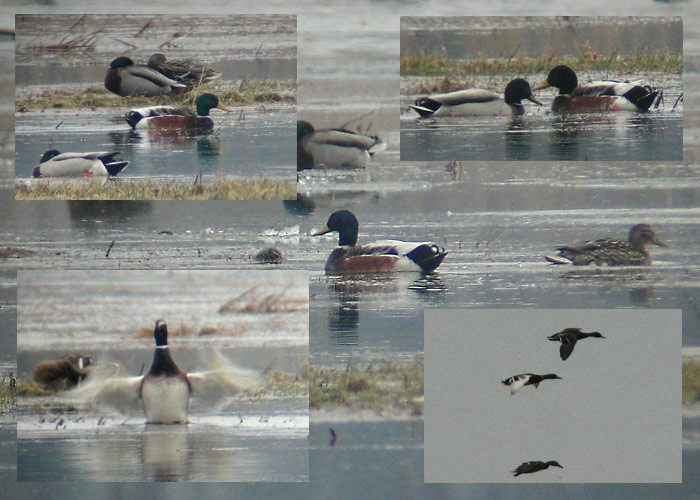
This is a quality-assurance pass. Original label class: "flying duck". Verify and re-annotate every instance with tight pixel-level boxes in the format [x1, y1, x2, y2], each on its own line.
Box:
[313, 210, 447, 273]
[297, 120, 387, 170]
[33, 354, 93, 390]
[512, 460, 563, 477]
[410, 78, 542, 118]
[32, 150, 128, 178]
[501, 373, 562, 395]
[548, 328, 606, 361]
[73, 320, 260, 424]
[532, 65, 660, 112]
[147, 53, 221, 89]
[105, 56, 187, 97]
[544, 224, 667, 266]
[123, 93, 230, 130]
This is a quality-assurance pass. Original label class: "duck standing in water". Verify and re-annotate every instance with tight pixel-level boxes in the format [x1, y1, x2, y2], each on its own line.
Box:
[532, 65, 659, 113]
[501, 373, 562, 395]
[410, 78, 542, 118]
[544, 224, 667, 266]
[297, 120, 386, 170]
[123, 93, 230, 131]
[105, 56, 187, 97]
[74, 320, 260, 424]
[313, 210, 447, 273]
[548, 327, 606, 361]
[512, 460, 563, 477]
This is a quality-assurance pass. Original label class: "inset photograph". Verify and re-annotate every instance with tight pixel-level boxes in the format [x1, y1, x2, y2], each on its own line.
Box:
[424, 309, 681, 483]
[17, 270, 309, 482]
[15, 15, 297, 200]
[401, 16, 682, 161]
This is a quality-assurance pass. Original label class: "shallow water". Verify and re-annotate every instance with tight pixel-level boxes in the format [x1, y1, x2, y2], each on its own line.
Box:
[15, 106, 296, 182]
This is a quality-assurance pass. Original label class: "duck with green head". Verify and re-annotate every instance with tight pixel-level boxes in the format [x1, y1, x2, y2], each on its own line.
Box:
[501, 373, 562, 395]
[105, 56, 187, 97]
[512, 460, 563, 477]
[124, 93, 231, 130]
[410, 78, 542, 118]
[548, 328, 606, 361]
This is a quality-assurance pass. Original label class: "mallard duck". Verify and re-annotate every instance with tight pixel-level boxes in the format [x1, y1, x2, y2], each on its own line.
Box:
[147, 53, 221, 89]
[410, 78, 542, 118]
[313, 210, 447, 273]
[544, 224, 667, 266]
[123, 93, 229, 130]
[105, 56, 187, 97]
[74, 320, 260, 424]
[548, 328, 606, 361]
[32, 150, 128, 178]
[532, 65, 660, 112]
[501, 373, 562, 395]
[123, 93, 230, 130]
[297, 120, 387, 170]
[512, 460, 563, 477]
[33, 354, 93, 390]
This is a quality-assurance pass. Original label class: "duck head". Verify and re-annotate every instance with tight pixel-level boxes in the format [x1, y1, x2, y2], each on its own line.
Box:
[154, 319, 169, 347]
[195, 93, 230, 116]
[505, 78, 542, 106]
[314, 210, 359, 246]
[533, 65, 578, 94]
[630, 224, 667, 248]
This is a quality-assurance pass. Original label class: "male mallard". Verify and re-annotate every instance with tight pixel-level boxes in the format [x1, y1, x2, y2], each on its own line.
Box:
[501, 373, 562, 395]
[74, 320, 260, 424]
[512, 460, 563, 477]
[297, 120, 387, 170]
[548, 328, 606, 361]
[313, 210, 447, 273]
[123, 93, 230, 130]
[147, 53, 221, 89]
[105, 56, 187, 97]
[410, 78, 542, 118]
[545, 224, 667, 266]
[32, 150, 128, 178]
[33, 354, 93, 390]
[532, 65, 660, 113]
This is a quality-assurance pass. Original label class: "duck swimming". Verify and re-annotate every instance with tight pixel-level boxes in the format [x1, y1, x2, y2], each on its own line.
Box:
[548, 328, 606, 361]
[123, 93, 230, 130]
[32, 151, 128, 178]
[147, 53, 221, 89]
[73, 320, 260, 424]
[297, 120, 386, 170]
[501, 373, 562, 395]
[105, 56, 187, 97]
[544, 224, 667, 266]
[313, 210, 447, 273]
[532, 65, 660, 113]
[512, 460, 563, 477]
[410, 78, 542, 118]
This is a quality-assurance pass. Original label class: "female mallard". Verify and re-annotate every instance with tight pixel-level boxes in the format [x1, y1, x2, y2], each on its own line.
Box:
[297, 120, 386, 170]
[548, 328, 606, 361]
[105, 56, 187, 97]
[32, 150, 128, 178]
[410, 78, 542, 118]
[512, 460, 563, 477]
[123, 93, 230, 130]
[74, 320, 260, 424]
[532, 65, 659, 113]
[545, 224, 667, 266]
[313, 210, 447, 273]
[501, 373, 562, 395]
[147, 53, 221, 89]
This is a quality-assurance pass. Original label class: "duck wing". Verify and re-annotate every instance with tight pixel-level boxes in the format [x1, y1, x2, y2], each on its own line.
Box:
[185, 351, 261, 405]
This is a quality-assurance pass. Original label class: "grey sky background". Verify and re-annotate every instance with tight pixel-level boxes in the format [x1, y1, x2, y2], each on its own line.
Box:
[425, 309, 681, 483]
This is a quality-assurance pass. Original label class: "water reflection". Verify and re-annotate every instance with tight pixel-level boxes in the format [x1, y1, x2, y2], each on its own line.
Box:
[142, 425, 189, 482]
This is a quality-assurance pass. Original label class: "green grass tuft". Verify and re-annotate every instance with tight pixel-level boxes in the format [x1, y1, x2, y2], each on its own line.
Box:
[683, 360, 700, 406]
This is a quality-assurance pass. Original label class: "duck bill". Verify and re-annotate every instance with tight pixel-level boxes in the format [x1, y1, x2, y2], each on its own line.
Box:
[217, 103, 232, 112]
[652, 236, 668, 247]
[527, 95, 543, 106]
[531, 79, 550, 91]
[313, 225, 331, 236]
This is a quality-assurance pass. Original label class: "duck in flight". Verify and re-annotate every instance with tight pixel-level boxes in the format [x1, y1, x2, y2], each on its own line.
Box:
[548, 328, 606, 361]
[501, 373, 562, 395]
[512, 460, 563, 477]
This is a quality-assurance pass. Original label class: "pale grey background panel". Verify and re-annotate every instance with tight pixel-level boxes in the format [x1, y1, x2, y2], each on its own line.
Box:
[425, 309, 681, 483]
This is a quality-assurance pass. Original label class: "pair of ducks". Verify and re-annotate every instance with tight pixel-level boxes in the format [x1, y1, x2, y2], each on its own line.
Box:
[503, 327, 605, 478]
[410, 65, 660, 118]
[313, 210, 666, 273]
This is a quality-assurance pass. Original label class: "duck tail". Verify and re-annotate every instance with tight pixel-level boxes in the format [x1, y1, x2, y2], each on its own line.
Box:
[625, 86, 660, 111]
[406, 244, 447, 273]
